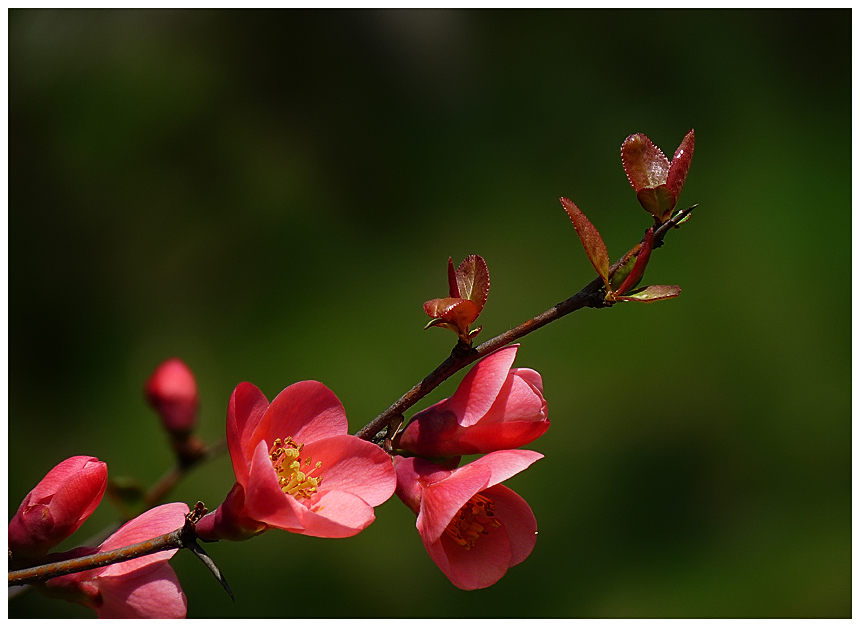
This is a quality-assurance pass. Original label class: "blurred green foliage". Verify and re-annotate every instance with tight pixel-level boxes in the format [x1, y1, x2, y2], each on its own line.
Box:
[8, 9, 850, 618]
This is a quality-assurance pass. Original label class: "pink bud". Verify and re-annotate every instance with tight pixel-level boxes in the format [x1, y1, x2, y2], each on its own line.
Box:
[145, 358, 200, 435]
[8, 456, 108, 559]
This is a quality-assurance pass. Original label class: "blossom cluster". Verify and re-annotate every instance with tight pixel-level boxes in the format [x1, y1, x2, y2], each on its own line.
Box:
[392, 344, 549, 589]
[10, 130, 693, 617]
[9, 345, 548, 616]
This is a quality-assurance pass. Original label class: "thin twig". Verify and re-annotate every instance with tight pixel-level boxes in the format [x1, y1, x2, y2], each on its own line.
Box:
[355, 205, 698, 441]
[8, 529, 184, 587]
[8, 503, 231, 600]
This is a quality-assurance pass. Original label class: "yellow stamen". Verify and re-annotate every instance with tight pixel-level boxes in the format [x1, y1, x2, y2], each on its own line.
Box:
[269, 437, 323, 500]
[443, 493, 502, 550]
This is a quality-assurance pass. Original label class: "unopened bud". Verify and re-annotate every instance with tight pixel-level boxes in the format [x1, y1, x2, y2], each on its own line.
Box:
[145, 358, 200, 436]
[8, 456, 108, 559]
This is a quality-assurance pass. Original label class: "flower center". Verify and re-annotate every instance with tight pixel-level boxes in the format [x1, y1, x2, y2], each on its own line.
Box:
[444, 493, 502, 550]
[269, 437, 323, 500]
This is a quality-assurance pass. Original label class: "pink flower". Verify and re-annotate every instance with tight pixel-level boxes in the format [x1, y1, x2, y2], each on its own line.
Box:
[394, 450, 542, 590]
[395, 345, 549, 457]
[45, 502, 189, 619]
[8, 456, 107, 560]
[196, 380, 397, 541]
[145, 357, 200, 435]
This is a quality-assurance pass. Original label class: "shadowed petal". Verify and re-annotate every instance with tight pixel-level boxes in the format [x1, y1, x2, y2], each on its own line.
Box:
[98, 503, 189, 578]
[483, 484, 537, 566]
[95, 563, 187, 619]
[425, 523, 512, 591]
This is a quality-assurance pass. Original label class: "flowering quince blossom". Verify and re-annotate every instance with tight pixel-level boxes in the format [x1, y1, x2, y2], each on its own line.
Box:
[44, 502, 189, 619]
[196, 380, 397, 541]
[394, 450, 542, 590]
[8, 456, 107, 560]
[395, 345, 549, 457]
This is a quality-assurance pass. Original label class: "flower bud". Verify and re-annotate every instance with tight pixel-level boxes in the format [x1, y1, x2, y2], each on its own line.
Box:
[144, 358, 200, 436]
[9, 456, 108, 559]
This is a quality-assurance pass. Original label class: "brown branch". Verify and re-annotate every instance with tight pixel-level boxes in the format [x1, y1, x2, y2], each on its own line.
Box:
[355, 205, 698, 441]
[8, 502, 231, 599]
[9, 528, 185, 587]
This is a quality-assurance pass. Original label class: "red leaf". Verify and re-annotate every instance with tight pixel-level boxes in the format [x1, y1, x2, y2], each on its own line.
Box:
[424, 297, 467, 319]
[455, 255, 490, 312]
[621, 133, 669, 192]
[446, 257, 459, 298]
[560, 197, 610, 284]
[423, 298, 480, 333]
[666, 129, 695, 201]
[615, 285, 682, 302]
[636, 186, 677, 222]
[614, 228, 654, 296]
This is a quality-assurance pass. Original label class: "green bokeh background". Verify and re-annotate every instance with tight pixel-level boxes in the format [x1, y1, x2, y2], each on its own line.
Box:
[8, 9, 850, 618]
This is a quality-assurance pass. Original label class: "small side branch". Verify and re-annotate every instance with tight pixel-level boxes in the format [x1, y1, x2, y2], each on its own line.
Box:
[8, 530, 183, 587]
[355, 205, 698, 441]
[9, 502, 231, 599]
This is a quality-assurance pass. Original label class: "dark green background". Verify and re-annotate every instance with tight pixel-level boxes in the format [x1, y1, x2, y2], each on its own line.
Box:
[8, 9, 850, 618]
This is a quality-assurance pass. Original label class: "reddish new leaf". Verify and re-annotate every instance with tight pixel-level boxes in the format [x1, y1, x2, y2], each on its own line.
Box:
[614, 227, 654, 296]
[423, 298, 481, 340]
[560, 197, 610, 284]
[424, 297, 467, 320]
[621, 133, 669, 192]
[615, 285, 682, 302]
[446, 257, 459, 298]
[636, 186, 677, 223]
[666, 129, 695, 201]
[455, 255, 490, 312]
[609, 248, 637, 293]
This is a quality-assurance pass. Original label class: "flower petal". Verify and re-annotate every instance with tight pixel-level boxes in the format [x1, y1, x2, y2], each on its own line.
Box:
[297, 490, 377, 538]
[244, 440, 304, 533]
[445, 345, 519, 427]
[476, 449, 544, 488]
[98, 503, 189, 578]
[252, 381, 348, 448]
[480, 367, 547, 425]
[483, 484, 537, 567]
[424, 523, 512, 591]
[417, 463, 491, 543]
[510, 367, 543, 394]
[95, 562, 187, 619]
[227, 382, 270, 486]
[304, 435, 396, 507]
[457, 420, 549, 454]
